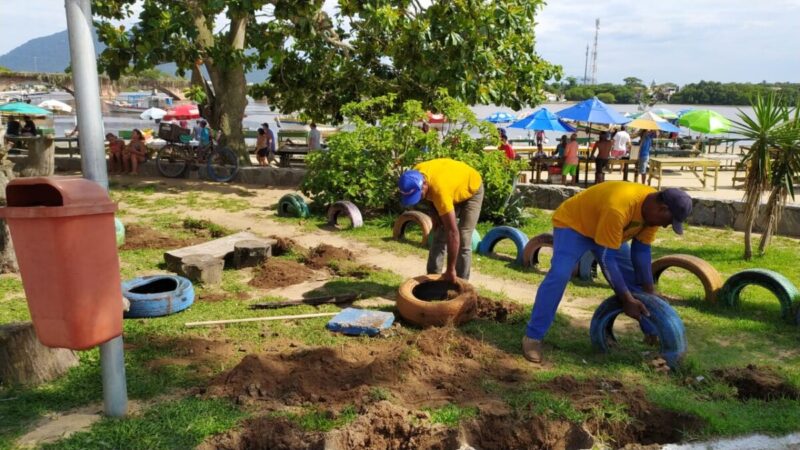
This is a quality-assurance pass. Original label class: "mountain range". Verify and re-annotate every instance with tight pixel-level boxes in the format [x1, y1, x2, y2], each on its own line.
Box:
[0, 30, 269, 83]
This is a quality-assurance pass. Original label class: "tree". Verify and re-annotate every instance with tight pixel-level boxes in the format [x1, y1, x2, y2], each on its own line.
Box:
[596, 92, 616, 104]
[623, 77, 644, 88]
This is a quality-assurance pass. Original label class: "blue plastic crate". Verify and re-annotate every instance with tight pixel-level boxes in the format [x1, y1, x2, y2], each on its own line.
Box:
[326, 308, 395, 336]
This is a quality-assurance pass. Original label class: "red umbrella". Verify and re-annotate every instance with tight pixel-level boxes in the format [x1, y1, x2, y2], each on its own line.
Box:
[426, 111, 447, 124]
[163, 104, 201, 121]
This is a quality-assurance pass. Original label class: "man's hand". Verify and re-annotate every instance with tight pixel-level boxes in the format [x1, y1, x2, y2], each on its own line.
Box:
[441, 268, 457, 283]
[621, 292, 650, 320]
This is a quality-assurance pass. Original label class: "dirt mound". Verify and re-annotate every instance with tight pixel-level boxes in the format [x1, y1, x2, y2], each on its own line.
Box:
[712, 364, 800, 401]
[249, 259, 317, 289]
[198, 417, 322, 450]
[120, 224, 200, 250]
[304, 244, 356, 269]
[475, 296, 524, 322]
[543, 376, 703, 447]
[269, 236, 299, 256]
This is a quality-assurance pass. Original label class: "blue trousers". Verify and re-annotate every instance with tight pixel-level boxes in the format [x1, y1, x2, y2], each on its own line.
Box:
[525, 227, 655, 340]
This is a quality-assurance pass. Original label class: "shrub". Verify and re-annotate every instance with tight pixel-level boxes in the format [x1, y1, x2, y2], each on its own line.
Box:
[301, 93, 527, 222]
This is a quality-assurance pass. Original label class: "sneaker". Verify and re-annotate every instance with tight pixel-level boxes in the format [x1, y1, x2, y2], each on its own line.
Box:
[522, 336, 543, 363]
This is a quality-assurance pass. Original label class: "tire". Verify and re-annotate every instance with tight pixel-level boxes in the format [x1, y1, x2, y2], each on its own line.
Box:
[718, 269, 800, 321]
[206, 147, 239, 182]
[393, 211, 433, 246]
[476, 226, 529, 266]
[426, 228, 481, 252]
[522, 233, 553, 268]
[115, 218, 125, 248]
[327, 201, 364, 229]
[122, 275, 195, 318]
[590, 292, 687, 369]
[277, 193, 309, 218]
[651, 254, 723, 303]
[155, 145, 189, 178]
[396, 274, 478, 327]
[577, 250, 597, 281]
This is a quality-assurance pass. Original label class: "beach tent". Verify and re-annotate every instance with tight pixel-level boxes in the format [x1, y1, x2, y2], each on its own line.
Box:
[37, 99, 73, 113]
[678, 109, 731, 134]
[0, 102, 53, 116]
[627, 111, 680, 133]
[509, 108, 575, 132]
[484, 112, 516, 123]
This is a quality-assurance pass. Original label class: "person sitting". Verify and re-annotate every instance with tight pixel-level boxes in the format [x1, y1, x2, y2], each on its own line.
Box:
[591, 131, 613, 184]
[123, 129, 147, 175]
[106, 133, 125, 174]
[20, 116, 37, 136]
[5, 116, 21, 136]
[197, 120, 211, 147]
[499, 134, 516, 160]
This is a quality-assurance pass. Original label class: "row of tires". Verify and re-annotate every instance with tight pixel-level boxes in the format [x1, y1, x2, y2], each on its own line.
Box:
[277, 194, 364, 229]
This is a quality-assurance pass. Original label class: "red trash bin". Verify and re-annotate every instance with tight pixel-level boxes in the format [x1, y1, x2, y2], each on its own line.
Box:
[0, 177, 123, 350]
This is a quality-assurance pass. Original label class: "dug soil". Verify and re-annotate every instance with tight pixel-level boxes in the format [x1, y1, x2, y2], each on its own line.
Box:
[200, 327, 702, 450]
[304, 244, 356, 270]
[475, 295, 524, 322]
[249, 259, 318, 289]
[120, 224, 201, 250]
[712, 364, 800, 401]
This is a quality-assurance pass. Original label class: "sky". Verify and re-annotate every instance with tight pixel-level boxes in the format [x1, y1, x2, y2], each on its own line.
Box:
[0, 0, 798, 86]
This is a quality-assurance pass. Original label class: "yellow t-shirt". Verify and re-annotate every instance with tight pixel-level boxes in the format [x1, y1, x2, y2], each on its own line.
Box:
[552, 181, 659, 249]
[415, 158, 482, 215]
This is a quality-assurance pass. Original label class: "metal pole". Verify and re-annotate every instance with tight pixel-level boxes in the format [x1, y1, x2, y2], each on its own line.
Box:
[65, 0, 127, 417]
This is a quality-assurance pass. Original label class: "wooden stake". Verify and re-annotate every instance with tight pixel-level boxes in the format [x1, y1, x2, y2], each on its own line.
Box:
[185, 312, 337, 328]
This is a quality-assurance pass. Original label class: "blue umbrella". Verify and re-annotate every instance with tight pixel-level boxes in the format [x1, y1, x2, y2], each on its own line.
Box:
[0, 102, 53, 116]
[509, 108, 575, 132]
[556, 97, 630, 125]
[484, 111, 516, 123]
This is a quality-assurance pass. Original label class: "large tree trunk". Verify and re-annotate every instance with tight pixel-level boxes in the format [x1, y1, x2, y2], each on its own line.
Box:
[0, 323, 80, 387]
[18, 136, 56, 177]
[209, 66, 249, 165]
[0, 145, 18, 273]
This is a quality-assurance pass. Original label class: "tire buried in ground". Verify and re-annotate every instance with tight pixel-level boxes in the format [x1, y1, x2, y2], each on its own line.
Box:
[590, 292, 687, 369]
[718, 268, 800, 321]
[522, 232, 553, 268]
[277, 193, 309, 218]
[123, 275, 195, 318]
[652, 254, 723, 303]
[392, 211, 432, 246]
[477, 226, 529, 266]
[396, 274, 478, 327]
[327, 200, 364, 229]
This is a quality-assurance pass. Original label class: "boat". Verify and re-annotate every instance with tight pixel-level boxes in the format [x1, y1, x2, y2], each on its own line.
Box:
[106, 91, 174, 114]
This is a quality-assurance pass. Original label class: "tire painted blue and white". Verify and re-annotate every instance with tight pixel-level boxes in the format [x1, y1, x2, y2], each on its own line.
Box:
[590, 292, 687, 369]
[476, 226, 529, 266]
[114, 218, 125, 247]
[122, 275, 195, 318]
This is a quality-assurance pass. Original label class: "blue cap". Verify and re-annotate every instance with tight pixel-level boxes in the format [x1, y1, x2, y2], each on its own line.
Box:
[398, 170, 424, 207]
[661, 188, 692, 235]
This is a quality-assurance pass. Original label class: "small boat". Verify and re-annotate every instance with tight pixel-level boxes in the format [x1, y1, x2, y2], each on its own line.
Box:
[106, 91, 174, 114]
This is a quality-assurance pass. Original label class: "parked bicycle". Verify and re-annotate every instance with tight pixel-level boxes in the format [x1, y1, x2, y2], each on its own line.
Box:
[155, 134, 239, 182]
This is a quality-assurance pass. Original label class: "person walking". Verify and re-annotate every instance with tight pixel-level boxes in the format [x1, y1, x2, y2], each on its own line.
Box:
[591, 131, 613, 183]
[521, 182, 693, 363]
[255, 128, 269, 166]
[635, 130, 655, 185]
[398, 158, 484, 282]
[611, 125, 631, 158]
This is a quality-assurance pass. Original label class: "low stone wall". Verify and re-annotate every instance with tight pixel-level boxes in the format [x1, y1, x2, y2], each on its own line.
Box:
[518, 184, 800, 238]
[11, 155, 307, 187]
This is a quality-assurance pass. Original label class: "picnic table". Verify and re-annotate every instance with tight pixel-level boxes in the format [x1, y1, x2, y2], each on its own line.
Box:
[54, 136, 80, 157]
[648, 157, 720, 191]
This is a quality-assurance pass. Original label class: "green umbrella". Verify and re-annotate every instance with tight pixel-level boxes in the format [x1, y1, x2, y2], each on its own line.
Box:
[678, 109, 731, 134]
[650, 107, 678, 120]
[0, 102, 53, 116]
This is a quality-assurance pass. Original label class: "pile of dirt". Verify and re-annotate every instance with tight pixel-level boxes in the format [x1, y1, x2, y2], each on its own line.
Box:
[712, 364, 800, 401]
[120, 224, 200, 250]
[249, 259, 317, 289]
[304, 244, 356, 270]
[269, 236, 298, 256]
[542, 376, 704, 447]
[475, 295, 524, 322]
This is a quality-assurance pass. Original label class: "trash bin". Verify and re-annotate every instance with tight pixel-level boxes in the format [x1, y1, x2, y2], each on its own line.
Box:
[0, 177, 123, 350]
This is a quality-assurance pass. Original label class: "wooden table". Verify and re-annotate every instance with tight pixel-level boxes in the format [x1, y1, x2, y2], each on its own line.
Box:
[648, 157, 720, 190]
[54, 137, 79, 157]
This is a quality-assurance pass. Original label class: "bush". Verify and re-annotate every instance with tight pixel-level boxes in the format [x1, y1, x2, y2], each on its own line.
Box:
[301, 93, 527, 223]
[596, 92, 616, 104]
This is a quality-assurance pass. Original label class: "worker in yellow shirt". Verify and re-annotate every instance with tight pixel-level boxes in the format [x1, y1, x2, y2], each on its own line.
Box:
[522, 181, 693, 363]
[398, 158, 484, 282]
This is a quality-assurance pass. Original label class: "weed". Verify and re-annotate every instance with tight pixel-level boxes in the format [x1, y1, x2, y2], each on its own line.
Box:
[424, 403, 478, 427]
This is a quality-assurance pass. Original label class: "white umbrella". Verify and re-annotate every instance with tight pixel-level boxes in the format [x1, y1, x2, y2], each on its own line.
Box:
[140, 107, 167, 121]
[37, 99, 73, 113]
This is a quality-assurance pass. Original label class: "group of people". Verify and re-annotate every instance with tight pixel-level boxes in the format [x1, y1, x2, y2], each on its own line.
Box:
[106, 129, 147, 175]
[398, 157, 693, 365]
[5, 115, 38, 137]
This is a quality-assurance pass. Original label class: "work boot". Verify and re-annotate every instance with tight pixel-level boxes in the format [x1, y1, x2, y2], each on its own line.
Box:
[522, 336, 543, 363]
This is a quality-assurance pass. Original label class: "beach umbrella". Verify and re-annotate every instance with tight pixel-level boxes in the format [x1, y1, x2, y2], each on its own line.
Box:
[0, 102, 53, 116]
[37, 99, 73, 113]
[140, 107, 167, 121]
[426, 111, 447, 124]
[678, 109, 731, 134]
[163, 104, 201, 121]
[677, 108, 696, 117]
[650, 107, 678, 120]
[627, 111, 680, 133]
[484, 111, 516, 123]
[556, 96, 630, 125]
[509, 108, 575, 132]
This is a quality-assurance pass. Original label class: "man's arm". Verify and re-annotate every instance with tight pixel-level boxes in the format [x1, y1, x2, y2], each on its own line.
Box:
[597, 246, 650, 320]
[440, 210, 460, 282]
[631, 239, 655, 293]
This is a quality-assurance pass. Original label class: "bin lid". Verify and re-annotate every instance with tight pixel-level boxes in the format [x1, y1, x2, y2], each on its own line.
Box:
[0, 176, 117, 218]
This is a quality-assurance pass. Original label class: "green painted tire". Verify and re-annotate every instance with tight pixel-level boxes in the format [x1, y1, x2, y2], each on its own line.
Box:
[277, 193, 309, 218]
[719, 269, 800, 321]
[427, 229, 481, 252]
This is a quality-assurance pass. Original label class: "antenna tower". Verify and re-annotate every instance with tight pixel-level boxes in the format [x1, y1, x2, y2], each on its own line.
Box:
[590, 18, 599, 84]
[583, 44, 589, 85]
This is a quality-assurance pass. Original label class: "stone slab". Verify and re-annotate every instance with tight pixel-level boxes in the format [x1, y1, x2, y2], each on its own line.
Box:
[164, 231, 275, 272]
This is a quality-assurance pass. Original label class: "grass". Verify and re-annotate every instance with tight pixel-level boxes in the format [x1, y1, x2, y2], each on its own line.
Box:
[3, 193, 800, 448]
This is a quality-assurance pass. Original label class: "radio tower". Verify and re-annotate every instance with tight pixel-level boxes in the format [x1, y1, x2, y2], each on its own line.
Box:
[583, 44, 589, 85]
[590, 18, 599, 85]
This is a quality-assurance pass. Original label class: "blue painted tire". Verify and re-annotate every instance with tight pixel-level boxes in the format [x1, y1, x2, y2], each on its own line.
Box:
[427, 229, 481, 252]
[719, 269, 800, 321]
[577, 251, 597, 281]
[115, 218, 125, 247]
[122, 275, 195, 318]
[477, 226, 529, 266]
[277, 193, 310, 218]
[590, 292, 687, 369]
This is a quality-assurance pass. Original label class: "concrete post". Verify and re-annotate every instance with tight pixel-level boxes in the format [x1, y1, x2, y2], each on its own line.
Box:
[65, 0, 128, 417]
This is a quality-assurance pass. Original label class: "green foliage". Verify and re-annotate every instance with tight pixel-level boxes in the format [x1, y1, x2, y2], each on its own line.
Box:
[424, 403, 478, 427]
[271, 405, 358, 432]
[596, 92, 616, 104]
[300, 93, 526, 222]
[672, 81, 800, 105]
[183, 85, 207, 105]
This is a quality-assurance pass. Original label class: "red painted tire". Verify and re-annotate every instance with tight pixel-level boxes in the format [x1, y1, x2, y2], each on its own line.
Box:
[326, 201, 363, 229]
[392, 211, 433, 246]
